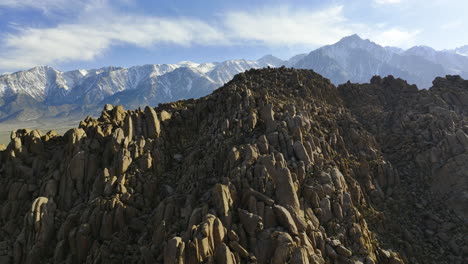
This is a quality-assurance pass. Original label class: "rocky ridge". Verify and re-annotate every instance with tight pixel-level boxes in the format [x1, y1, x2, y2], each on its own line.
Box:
[0, 68, 466, 263]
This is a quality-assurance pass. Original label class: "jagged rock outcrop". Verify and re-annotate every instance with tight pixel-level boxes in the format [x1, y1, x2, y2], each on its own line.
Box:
[0, 68, 466, 264]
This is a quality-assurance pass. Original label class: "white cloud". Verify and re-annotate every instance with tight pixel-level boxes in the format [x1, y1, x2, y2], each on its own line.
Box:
[221, 6, 418, 48]
[374, 0, 402, 4]
[1, 5, 359, 71]
[222, 6, 352, 46]
[0, 3, 421, 71]
[371, 28, 420, 47]
[0, 15, 226, 70]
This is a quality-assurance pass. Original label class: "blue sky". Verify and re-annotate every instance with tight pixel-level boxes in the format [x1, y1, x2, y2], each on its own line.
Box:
[0, 0, 467, 73]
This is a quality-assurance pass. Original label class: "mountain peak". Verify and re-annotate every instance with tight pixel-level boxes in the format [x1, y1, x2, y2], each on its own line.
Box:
[28, 65, 54, 73]
[257, 54, 285, 67]
[258, 54, 277, 60]
[332, 34, 377, 50]
[408, 45, 436, 52]
[177, 61, 200, 68]
[339, 34, 366, 43]
[404, 45, 438, 61]
[343, 33, 362, 40]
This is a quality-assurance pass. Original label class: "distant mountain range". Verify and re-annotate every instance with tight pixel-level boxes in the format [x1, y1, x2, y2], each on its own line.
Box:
[1, 34, 468, 123]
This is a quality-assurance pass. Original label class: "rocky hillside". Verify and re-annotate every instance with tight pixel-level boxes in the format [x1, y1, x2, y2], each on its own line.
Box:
[0, 68, 466, 264]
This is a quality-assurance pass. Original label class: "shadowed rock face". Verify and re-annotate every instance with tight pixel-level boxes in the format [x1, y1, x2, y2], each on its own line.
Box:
[0, 68, 466, 264]
[339, 75, 468, 220]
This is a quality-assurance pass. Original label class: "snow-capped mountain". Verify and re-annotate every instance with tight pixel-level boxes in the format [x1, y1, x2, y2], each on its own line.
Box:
[0, 58, 282, 122]
[207, 59, 261, 84]
[293, 34, 405, 84]
[102, 66, 220, 110]
[320, 34, 396, 65]
[0, 66, 72, 101]
[292, 35, 468, 88]
[2, 34, 468, 124]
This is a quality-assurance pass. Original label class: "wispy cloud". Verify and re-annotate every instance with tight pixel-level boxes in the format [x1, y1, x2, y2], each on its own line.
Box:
[0, 15, 225, 70]
[222, 5, 418, 48]
[0, 3, 420, 71]
[222, 6, 352, 46]
[372, 28, 420, 47]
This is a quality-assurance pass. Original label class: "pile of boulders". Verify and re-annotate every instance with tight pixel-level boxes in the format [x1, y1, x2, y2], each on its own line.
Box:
[0, 68, 465, 264]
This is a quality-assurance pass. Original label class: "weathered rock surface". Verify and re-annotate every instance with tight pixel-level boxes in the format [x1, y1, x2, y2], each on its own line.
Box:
[0, 68, 466, 264]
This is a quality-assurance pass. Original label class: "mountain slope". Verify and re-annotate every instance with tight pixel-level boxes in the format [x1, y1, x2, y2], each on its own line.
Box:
[0, 68, 466, 263]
